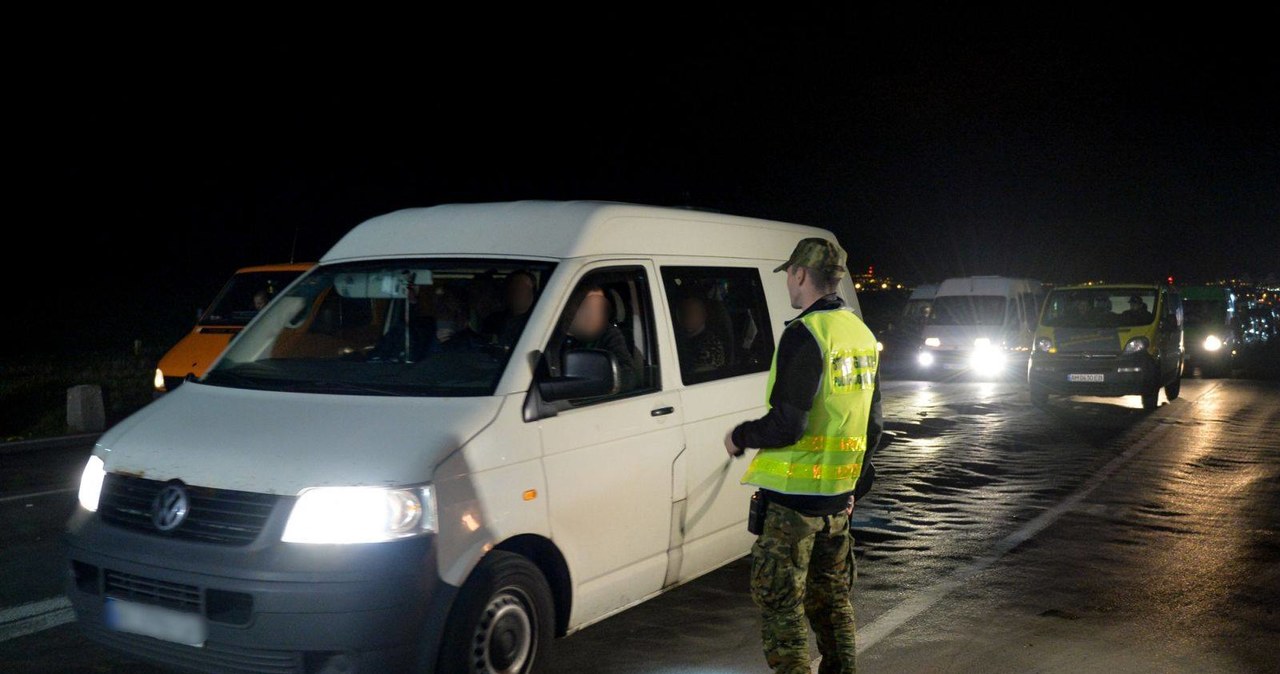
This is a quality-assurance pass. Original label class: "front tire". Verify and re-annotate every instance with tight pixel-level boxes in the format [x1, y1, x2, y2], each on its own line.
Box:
[435, 551, 555, 674]
[1165, 372, 1182, 401]
[1141, 387, 1160, 411]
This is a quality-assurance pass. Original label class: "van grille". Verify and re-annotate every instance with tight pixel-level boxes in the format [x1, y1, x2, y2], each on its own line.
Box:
[99, 474, 277, 546]
[104, 569, 202, 612]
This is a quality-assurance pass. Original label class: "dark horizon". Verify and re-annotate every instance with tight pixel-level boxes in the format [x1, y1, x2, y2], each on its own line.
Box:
[9, 8, 1278, 354]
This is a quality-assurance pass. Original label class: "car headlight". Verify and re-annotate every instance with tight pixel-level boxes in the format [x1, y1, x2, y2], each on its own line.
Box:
[924, 337, 941, 348]
[282, 485, 438, 544]
[1036, 337, 1054, 353]
[1203, 335, 1223, 351]
[153, 368, 166, 392]
[917, 350, 935, 366]
[1123, 336, 1150, 355]
[970, 348, 1006, 374]
[78, 456, 106, 512]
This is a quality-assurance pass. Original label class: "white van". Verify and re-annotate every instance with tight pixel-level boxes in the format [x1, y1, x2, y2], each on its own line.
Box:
[66, 201, 864, 673]
[915, 276, 1043, 378]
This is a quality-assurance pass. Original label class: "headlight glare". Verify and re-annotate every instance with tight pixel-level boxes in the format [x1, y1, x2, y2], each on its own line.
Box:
[924, 337, 941, 348]
[78, 456, 106, 512]
[283, 485, 437, 544]
[1203, 335, 1222, 351]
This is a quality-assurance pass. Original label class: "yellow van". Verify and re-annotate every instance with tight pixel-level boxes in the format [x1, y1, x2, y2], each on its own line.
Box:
[1027, 283, 1184, 410]
[154, 263, 313, 393]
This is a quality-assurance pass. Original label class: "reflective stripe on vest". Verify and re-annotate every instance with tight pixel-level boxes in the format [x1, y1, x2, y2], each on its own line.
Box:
[741, 307, 878, 496]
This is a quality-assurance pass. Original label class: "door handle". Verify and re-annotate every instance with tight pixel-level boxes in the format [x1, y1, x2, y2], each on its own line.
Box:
[650, 406, 675, 417]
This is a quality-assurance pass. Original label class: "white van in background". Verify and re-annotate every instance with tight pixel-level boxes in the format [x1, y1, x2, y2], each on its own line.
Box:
[65, 201, 867, 673]
[916, 276, 1043, 379]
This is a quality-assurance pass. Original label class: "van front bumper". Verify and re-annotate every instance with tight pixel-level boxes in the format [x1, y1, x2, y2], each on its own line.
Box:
[1027, 352, 1157, 396]
[64, 507, 458, 673]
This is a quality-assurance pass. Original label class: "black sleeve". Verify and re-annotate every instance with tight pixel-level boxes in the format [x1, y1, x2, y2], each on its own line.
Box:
[732, 324, 822, 451]
[853, 371, 882, 500]
[600, 327, 638, 391]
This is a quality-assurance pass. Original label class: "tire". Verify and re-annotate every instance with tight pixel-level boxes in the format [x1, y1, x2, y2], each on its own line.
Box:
[1141, 387, 1160, 411]
[1165, 373, 1181, 401]
[1030, 386, 1049, 408]
[435, 551, 555, 674]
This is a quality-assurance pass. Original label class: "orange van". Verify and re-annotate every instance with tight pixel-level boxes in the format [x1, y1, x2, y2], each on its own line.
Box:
[153, 263, 313, 393]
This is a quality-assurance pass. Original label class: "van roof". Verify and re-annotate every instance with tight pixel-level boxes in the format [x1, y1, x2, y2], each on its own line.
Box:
[936, 276, 1041, 296]
[1180, 286, 1231, 301]
[235, 262, 315, 274]
[1051, 283, 1161, 292]
[320, 201, 837, 263]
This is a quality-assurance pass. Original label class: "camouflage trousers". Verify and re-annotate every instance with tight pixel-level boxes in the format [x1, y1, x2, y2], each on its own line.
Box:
[750, 500, 857, 674]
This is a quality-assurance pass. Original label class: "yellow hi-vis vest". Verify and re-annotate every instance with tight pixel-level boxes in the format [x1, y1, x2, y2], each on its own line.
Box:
[741, 307, 878, 496]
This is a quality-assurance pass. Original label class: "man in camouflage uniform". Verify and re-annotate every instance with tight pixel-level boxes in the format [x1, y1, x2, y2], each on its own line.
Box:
[726, 238, 882, 674]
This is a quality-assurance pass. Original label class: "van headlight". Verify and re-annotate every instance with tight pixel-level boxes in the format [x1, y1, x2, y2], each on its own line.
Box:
[1036, 337, 1054, 353]
[1122, 336, 1150, 355]
[153, 368, 166, 392]
[1203, 335, 1223, 351]
[78, 456, 106, 512]
[283, 485, 438, 544]
[924, 337, 941, 348]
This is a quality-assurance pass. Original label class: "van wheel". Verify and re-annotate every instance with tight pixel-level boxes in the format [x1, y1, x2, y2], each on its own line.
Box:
[1029, 386, 1049, 408]
[1141, 388, 1160, 411]
[1165, 373, 1181, 401]
[436, 551, 554, 674]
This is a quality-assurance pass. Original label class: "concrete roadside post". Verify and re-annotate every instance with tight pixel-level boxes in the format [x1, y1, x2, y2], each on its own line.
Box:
[66, 385, 105, 433]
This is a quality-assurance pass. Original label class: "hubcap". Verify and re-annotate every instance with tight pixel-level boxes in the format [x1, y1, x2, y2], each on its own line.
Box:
[472, 588, 534, 673]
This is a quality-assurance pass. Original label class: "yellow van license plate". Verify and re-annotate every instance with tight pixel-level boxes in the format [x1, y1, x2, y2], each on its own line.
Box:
[104, 598, 206, 647]
[1067, 374, 1105, 383]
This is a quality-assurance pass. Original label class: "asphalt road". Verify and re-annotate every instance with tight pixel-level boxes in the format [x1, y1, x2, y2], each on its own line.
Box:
[2, 376, 1278, 673]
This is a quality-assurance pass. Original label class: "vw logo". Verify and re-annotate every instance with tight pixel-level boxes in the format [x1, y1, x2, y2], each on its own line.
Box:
[151, 483, 190, 532]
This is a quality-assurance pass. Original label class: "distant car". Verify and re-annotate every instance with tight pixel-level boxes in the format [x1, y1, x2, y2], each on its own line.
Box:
[916, 276, 1043, 379]
[874, 284, 934, 365]
[153, 263, 313, 393]
[1181, 286, 1238, 377]
[1028, 283, 1183, 411]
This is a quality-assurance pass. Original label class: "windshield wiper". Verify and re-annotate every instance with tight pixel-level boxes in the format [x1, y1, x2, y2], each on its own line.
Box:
[279, 380, 415, 397]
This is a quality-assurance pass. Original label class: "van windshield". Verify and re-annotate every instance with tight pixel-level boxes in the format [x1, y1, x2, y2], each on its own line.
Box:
[931, 296, 1007, 326]
[1183, 299, 1225, 326]
[204, 259, 555, 396]
[200, 270, 308, 326]
[1041, 288, 1158, 328]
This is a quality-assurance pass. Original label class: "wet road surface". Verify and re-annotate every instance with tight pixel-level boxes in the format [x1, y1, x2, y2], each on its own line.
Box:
[2, 377, 1277, 672]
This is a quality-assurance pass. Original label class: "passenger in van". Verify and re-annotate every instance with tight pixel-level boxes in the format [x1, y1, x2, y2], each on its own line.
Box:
[559, 284, 637, 392]
[675, 293, 727, 376]
[483, 270, 539, 348]
[252, 289, 271, 311]
[1121, 295, 1154, 324]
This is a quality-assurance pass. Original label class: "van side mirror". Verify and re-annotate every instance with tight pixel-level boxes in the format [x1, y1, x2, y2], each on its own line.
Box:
[538, 349, 620, 402]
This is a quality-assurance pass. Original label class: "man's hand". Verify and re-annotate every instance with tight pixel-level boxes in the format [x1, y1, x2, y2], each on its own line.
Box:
[724, 429, 743, 458]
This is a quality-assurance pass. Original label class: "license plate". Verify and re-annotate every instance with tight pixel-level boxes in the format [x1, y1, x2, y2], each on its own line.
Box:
[1067, 373, 1104, 383]
[104, 598, 206, 647]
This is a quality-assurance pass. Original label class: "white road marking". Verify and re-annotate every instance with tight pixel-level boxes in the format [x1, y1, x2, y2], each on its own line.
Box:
[0, 487, 77, 504]
[0, 597, 75, 643]
[819, 383, 1223, 665]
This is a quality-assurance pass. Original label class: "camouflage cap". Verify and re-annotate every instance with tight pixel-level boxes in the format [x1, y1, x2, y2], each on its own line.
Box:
[773, 237, 848, 276]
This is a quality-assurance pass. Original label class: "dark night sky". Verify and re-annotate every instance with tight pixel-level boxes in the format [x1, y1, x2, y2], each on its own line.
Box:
[11, 7, 1278, 353]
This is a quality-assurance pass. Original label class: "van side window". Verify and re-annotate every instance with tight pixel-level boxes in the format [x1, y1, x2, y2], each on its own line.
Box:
[544, 266, 660, 405]
[660, 266, 776, 385]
